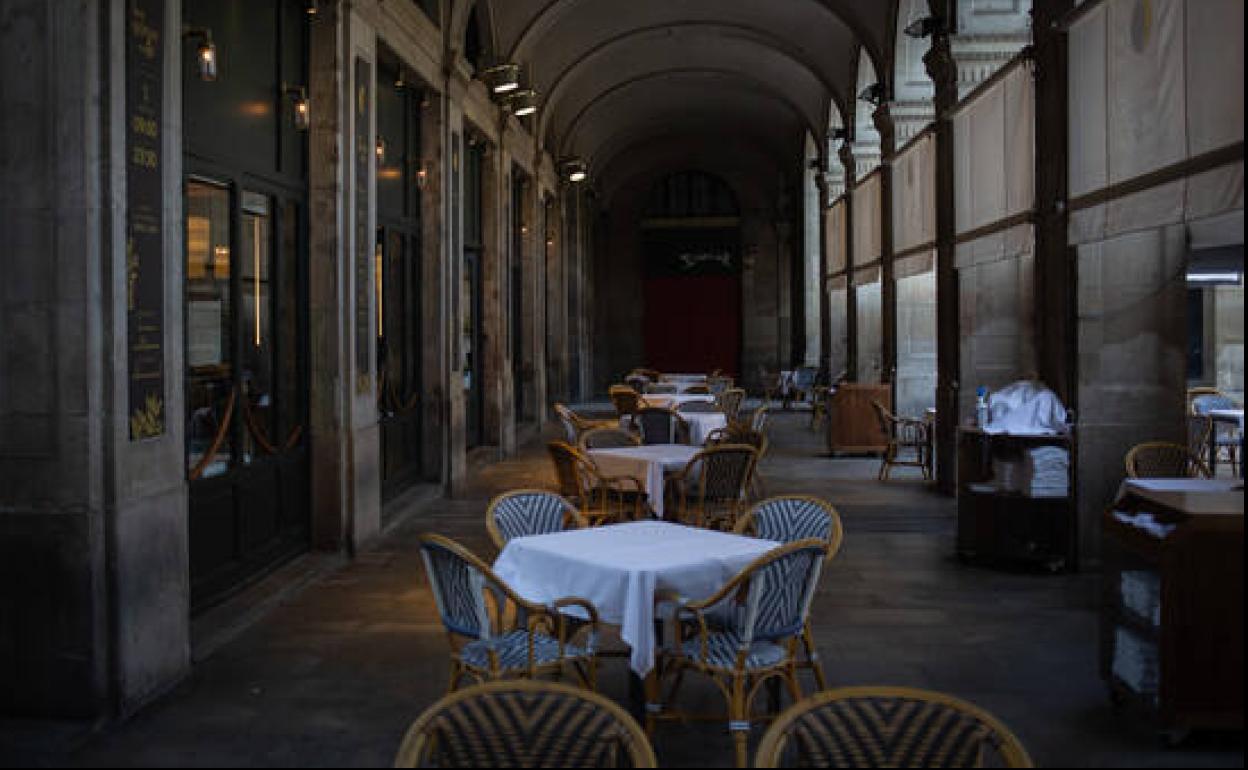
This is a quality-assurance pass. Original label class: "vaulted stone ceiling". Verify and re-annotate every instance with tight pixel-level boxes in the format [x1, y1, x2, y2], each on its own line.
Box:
[472, 0, 903, 180]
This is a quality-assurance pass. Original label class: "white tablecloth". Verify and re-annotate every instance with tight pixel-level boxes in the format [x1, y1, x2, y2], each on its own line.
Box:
[617, 412, 727, 445]
[589, 444, 700, 520]
[642, 393, 715, 410]
[681, 411, 728, 444]
[1209, 408, 1245, 431]
[493, 521, 778, 676]
[659, 373, 707, 383]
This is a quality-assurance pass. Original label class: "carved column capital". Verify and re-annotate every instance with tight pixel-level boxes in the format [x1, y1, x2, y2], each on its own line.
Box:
[923, 32, 959, 114]
[871, 102, 896, 157]
[837, 141, 855, 184]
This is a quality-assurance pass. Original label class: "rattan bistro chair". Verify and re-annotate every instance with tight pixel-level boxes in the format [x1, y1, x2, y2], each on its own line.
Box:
[485, 490, 587, 551]
[548, 441, 649, 524]
[633, 406, 689, 445]
[734, 496, 844, 691]
[394, 679, 657, 768]
[1189, 388, 1241, 475]
[1124, 441, 1212, 479]
[665, 444, 758, 530]
[609, 385, 645, 421]
[417, 534, 600, 693]
[554, 402, 617, 445]
[718, 387, 747, 422]
[871, 401, 932, 481]
[754, 686, 1034, 768]
[579, 427, 642, 451]
[706, 423, 770, 499]
[648, 539, 828, 768]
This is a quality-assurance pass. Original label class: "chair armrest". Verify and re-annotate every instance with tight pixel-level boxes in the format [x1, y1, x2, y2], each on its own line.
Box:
[550, 596, 600, 653]
[655, 591, 710, 660]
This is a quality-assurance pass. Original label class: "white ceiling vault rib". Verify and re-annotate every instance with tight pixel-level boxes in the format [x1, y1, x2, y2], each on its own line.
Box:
[543, 36, 829, 154]
[555, 71, 809, 160]
[475, 0, 900, 175]
[534, 21, 848, 142]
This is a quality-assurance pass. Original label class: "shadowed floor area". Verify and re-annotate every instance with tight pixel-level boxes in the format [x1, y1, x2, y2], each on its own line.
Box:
[41, 409, 1243, 767]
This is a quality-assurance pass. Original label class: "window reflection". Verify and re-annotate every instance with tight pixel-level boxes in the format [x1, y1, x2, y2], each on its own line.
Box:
[186, 180, 233, 478]
[239, 191, 273, 463]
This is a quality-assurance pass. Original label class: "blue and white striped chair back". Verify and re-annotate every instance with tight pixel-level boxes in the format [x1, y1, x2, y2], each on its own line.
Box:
[1192, 394, 1236, 414]
[489, 491, 578, 546]
[750, 497, 835, 547]
[419, 539, 491, 641]
[739, 543, 825, 644]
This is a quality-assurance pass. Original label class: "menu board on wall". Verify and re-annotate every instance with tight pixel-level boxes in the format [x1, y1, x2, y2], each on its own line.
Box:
[354, 56, 372, 393]
[126, 0, 165, 439]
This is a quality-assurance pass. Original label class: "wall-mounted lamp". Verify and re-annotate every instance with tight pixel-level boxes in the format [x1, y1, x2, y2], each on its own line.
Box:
[282, 83, 310, 130]
[560, 159, 588, 183]
[416, 162, 429, 189]
[305, 0, 319, 16]
[504, 88, 539, 117]
[394, 66, 406, 90]
[479, 63, 521, 95]
[183, 27, 217, 82]
[903, 16, 946, 39]
[858, 82, 885, 106]
[375, 136, 386, 163]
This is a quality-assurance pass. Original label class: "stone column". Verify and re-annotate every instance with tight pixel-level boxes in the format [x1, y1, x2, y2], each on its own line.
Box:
[308, 0, 349, 547]
[1032, 0, 1074, 406]
[874, 102, 898, 393]
[839, 141, 858, 381]
[816, 173, 832, 379]
[925, 23, 960, 494]
[1, 0, 190, 716]
[420, 88, 449, 484]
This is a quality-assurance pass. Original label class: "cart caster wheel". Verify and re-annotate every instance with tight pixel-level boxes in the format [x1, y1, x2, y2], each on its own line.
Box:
[1159, 727, 1190, 748]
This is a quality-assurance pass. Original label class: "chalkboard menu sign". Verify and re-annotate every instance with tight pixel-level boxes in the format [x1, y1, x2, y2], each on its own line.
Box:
[126, 0, 165, 439]
[354, 57, 372, 393]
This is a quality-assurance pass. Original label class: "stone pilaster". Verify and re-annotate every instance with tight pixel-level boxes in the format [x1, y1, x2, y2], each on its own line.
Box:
[839, 140, 858, 381]
[925, 23, 960, 494]
[873, 102, 898, 391]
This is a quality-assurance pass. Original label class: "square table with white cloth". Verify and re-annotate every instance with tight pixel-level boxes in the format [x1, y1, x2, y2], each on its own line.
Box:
[641, 393, 715, 410]
[492, 521, 779, 677]
[589, 444, 700, 520]
[617, 411, 727, 445]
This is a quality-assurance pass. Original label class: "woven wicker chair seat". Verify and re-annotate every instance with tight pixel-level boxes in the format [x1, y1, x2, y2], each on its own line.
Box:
[756, 688, 1033, 768]
[395, 680, 657, 768]
[677, 630, 787, 670]
[460, 630, 591, 671]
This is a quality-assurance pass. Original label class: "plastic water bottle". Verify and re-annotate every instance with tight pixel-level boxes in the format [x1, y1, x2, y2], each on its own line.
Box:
[976, 386, 990, 428]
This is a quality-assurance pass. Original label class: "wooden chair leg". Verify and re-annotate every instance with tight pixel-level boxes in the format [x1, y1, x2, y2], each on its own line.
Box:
[730, 675, 750, 768]
[783, 666, 804, 705]
[802, 622, 827, 690]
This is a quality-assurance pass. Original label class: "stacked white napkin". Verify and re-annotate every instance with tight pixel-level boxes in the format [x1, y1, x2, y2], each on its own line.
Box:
[1023, 446, 1069, 498]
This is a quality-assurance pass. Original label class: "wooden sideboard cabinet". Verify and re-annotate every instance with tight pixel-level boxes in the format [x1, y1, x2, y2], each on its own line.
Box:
[825, 383, 891, 455]
[956, 428, 1076, 571]
[1101, 479, 1243, 742]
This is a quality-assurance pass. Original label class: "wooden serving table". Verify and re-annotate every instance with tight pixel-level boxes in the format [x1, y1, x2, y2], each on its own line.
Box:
[1100, 478, 1244, 742]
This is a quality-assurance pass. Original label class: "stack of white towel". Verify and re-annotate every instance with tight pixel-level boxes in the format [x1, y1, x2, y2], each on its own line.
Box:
[1023, 446, 1069, 498]
[1120, 570, 1162, 626]
[1112, 627, 1159, 702]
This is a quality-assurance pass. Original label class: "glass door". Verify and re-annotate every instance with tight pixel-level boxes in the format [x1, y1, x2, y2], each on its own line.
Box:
[185, 178, 309, 611]
[376, 55, 425, 501]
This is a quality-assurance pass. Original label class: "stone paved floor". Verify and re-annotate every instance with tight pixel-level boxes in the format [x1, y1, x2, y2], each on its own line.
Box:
[35, 409, 1244, 766]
